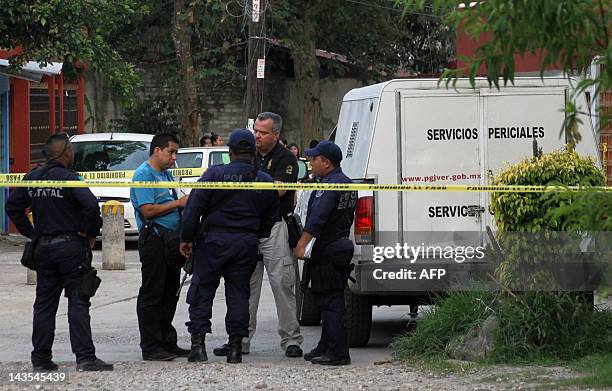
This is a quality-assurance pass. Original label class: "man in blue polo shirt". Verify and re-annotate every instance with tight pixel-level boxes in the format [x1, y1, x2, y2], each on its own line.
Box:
[130, 133, 189, 361]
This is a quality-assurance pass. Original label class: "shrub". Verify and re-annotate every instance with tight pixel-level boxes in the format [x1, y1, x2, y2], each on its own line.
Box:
[490, 148, 606, 290]
[489, 148, 605, 232]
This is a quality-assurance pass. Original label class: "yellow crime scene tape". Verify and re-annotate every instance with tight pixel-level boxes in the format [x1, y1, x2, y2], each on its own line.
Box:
[0, 179, 610, 193]
[0, 167, 206, 182]
[0, 167, 610, 192]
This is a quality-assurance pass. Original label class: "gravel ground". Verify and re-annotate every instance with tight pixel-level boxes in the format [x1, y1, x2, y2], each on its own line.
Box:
[0, 359, 588, 391]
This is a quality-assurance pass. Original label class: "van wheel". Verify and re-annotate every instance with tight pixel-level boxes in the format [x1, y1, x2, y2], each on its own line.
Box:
[345, 289, 372, 347]
[298, 289, 321, 326]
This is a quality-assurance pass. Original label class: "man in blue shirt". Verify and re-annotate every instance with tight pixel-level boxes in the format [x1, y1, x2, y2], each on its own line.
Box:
[131, 133, 189, 361]
[295, 141, 357, 366]
[180, 128, 278, 364]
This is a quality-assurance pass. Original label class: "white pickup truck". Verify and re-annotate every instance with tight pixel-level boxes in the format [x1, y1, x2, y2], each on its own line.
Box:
[296, 77, 602, 346]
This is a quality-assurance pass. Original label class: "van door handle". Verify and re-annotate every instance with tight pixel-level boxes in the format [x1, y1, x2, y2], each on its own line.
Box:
[467, 205, 485, 216]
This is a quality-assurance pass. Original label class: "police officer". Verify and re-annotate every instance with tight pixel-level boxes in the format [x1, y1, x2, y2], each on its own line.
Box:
[294, 141, 357, 366]
[180, 128, 278, 363]
[218, 112, 304, 358]
[5, 133, 113, 372]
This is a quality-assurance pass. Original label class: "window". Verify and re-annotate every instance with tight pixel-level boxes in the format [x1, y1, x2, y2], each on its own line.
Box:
[72, 141, 150, 171]
[176, 152, 203, 168]
[208, 151, 230, 167]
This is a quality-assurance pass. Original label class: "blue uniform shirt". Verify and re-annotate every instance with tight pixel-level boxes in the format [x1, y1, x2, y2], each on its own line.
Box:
[5, 160, 102, 238]
[304, 167, 357, 244]
[131, 161, 180, 232]
[181, 159, 279, 242]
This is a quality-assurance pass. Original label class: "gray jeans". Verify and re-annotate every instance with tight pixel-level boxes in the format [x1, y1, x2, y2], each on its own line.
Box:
[244, 220, 303, 351]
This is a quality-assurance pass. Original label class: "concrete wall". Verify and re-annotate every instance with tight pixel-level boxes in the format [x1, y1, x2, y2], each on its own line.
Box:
[85, 66, 363, 148]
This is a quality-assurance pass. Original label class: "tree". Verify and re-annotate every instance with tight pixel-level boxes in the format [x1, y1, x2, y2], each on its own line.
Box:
[112, 0, 246, 145]
[270, 0, 453, 147]
[0, 0, 142, 104]
[400, 0, 612, 147]
[171, 0, 200, 146]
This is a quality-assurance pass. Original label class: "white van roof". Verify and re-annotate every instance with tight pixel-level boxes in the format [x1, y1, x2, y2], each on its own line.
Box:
[343, 77, 577, 102]
[70, 133, 154, 142]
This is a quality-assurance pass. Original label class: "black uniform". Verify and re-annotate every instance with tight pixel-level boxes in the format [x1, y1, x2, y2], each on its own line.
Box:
[5, 159, 102, 366]
[181, 160, 278, 338]
[257, 141, 298, 218]
[303, 167, 357, 361]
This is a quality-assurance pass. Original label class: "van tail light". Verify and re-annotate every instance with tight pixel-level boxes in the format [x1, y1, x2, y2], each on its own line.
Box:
[354, 196, 374, 245]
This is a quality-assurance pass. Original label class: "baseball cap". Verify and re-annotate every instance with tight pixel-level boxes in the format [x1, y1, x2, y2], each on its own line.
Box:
[227, 128, 256, 152]
[304, 140, 343, 165]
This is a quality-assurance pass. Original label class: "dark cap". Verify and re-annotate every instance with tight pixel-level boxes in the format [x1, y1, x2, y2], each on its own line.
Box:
[227, 128, 255, 152]
[304, 140, 343, 165]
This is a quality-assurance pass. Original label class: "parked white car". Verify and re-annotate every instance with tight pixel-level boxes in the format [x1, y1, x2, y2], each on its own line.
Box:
[70, 132, 153, 237]
[175, 146, 229, 194]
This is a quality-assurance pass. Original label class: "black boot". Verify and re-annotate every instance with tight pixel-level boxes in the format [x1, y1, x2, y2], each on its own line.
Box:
[226, 335, 243, 364]
[213, 343, 230, 357]
[188, 332, 208, 362]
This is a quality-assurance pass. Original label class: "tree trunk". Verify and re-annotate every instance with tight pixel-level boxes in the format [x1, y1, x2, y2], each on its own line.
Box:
[171, 0, 200, 146]
[292, 2, 321, 150]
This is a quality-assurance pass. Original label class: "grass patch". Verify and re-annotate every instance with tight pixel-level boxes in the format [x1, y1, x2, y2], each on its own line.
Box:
[390, 292, 495, 358]
[392, 291, 612, 364]
[492, 292, 612, 362]
[554, 354, 612, 389]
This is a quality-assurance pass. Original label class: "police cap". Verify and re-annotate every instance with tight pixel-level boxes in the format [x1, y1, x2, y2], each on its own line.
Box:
[304, 140, 342, 165]
[227, 128, 256, 153]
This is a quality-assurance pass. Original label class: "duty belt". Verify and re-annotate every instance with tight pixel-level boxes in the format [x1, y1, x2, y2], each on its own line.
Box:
[38, 233, 83, 245]
[204, 225, 257, 234]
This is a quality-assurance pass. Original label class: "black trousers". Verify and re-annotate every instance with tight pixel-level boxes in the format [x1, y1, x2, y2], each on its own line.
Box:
[186, 232, 258, 337]
[137, 233, 181, 353]
[32, 239, 96, 365]
[313, 285, 349, 359]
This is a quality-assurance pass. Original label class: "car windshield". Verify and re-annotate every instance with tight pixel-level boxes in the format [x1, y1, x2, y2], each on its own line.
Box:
[72, 141, 150, 171]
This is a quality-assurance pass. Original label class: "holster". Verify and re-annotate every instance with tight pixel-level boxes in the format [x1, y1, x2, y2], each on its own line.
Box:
[76, 249, 101, 298]
[304, 239, 354, 293]
[21, 236, 39, 271]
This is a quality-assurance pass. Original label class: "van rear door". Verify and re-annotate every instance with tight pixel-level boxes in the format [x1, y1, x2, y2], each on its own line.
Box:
[482, 86, 568, 227]
[399, 90, 484, 246]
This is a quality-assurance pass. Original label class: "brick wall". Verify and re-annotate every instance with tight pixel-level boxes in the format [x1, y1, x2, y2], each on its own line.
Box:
[88, 66, 362, 148]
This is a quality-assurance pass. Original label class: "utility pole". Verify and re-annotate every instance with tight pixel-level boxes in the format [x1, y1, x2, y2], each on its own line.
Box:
[246, 0, 267, 127]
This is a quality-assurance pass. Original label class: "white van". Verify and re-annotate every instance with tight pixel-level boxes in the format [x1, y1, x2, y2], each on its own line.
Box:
[298, 77, 602, 346]
[70, 133, 153, 237]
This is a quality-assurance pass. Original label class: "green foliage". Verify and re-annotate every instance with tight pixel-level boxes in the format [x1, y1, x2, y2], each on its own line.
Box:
[399, 0, 612, 144]
[558, 353, 612, 388]
[391, 292, 495, 358]
[490, 148, 605, 232]
[0, 0, 145, 105]
[546, 188, 611, 232]
[493, 292, 612, 362]
[391, 292, 612, 363]
[108, 96, 179, 135]
[489, 149, 606, 289]
[271, 0, 453, 80]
